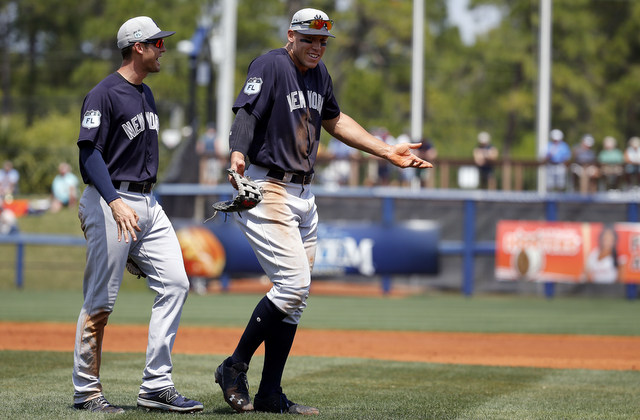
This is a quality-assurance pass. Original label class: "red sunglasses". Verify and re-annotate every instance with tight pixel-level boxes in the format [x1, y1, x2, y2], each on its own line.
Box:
[302, 19, 333, 30]
[143, 38, 164, 48]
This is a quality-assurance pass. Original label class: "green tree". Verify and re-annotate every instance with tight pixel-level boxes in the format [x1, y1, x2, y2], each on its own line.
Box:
[466, 0, 640, 156]
[7, 0, 640, 192]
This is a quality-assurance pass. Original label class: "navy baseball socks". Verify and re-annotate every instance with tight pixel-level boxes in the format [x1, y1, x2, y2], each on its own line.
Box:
[215, 296, 284, 413]
[257, 320, 297, 396]
[215, 296, 318, 414]
[253, 321, 320, 415]
[232, 296, 288, 363]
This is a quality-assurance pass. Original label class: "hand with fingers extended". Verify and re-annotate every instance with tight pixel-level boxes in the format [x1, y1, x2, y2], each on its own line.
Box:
[387, 142, 433, 169]
[108, 198, 141, 243]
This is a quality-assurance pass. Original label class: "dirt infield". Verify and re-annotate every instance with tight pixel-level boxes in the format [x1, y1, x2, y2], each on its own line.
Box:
[2, 321, 639, 371]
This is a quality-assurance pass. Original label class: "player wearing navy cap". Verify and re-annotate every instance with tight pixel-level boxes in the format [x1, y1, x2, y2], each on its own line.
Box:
[72, 16, 202, 414]
[213, 8, 432, 415]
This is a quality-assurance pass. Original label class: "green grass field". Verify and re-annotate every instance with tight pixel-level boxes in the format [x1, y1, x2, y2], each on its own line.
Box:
[2, 203, 640, 419]
[2, 350, 639, 420]
[2, 289, 640, 336]
[2, 290, 640, 419]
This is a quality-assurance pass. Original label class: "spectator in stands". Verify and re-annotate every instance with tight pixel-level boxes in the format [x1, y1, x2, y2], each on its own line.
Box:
[544, 129, 571, 192]
[416, 137, 437, 188]
[623, 136, 640, 189]
[363, 127, 396, 186]
[0, 160, 19, 199]
[320, 137, 358, 188]
[570, 134, 599, 194]
[0, 196, 18, 234]
[584, 225, 619, 284]
[372, 127, 397, 186]
[395, 131, 414, 187]
[598, 136, 624, 190]
[50, 162, 79, 213]
[473, 131, 499, 190]
[395, 132, 438, 189]
[196, 123, 222, 184]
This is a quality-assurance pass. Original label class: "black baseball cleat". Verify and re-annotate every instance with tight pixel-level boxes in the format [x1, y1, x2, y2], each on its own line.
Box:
[137, 386, 203, 413]
[73, 396, 125, 413]
[214, 357, 254, 413]
[254, 392, 319, 415]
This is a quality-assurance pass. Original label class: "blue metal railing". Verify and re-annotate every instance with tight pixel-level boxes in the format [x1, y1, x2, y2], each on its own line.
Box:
[155, 184, 640, 298]
[3, 185, 640, 298]
[0, 233, 86, 288]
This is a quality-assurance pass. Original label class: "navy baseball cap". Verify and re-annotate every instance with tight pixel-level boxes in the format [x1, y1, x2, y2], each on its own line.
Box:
[117, 16, 175, 49]
[289, 8, 335, 38]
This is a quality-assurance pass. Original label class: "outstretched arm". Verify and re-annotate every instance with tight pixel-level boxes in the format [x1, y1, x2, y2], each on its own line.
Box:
[322, 112, 433, 169]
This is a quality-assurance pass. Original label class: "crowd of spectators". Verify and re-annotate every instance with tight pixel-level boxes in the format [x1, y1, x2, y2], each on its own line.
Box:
[315, 127, 438, 189]
[194, 125, 640, 194]
[549, 129, 640, 193]
[0, 160, 20, 234]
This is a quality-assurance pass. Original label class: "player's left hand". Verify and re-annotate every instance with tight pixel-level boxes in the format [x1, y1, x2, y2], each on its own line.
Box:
[388, 143, 433, 169]
[108, 198, 141, 243]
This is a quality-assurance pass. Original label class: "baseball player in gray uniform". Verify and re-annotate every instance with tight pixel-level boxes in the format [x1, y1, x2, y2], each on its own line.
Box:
[213, 8, 432, 415]
[71, 16, 202, 414]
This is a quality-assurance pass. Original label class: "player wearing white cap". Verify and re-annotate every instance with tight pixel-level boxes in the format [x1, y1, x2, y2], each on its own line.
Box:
[71, 16, 202, 414]
[213, 8, 432, 415]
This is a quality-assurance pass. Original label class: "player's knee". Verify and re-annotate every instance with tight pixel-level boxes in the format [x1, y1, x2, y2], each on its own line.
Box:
[176, 276, 191, 295]
[269, 281, 310, 316]
[164, 273, 190, 298]
[289, 286, 309, 309]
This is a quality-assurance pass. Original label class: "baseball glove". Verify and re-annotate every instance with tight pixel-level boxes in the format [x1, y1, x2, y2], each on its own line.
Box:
[126, 257, 147, 279]
[206, 169, 263, 221]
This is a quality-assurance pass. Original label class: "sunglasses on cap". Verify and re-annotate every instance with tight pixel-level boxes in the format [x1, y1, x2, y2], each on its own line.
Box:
[143, 38, 164, 48]
[301, 18, 333, 30]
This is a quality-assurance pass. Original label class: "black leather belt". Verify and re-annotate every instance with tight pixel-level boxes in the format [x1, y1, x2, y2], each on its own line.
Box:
[266, 169, 313, 184]
[113, 181, 154, 194]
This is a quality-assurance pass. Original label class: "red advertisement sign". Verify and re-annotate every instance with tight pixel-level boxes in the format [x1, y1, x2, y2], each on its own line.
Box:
[495, 220, 640, 284]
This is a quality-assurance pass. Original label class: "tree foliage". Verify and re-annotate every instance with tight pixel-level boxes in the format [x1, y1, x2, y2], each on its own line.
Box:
[2, 0, 640, 193]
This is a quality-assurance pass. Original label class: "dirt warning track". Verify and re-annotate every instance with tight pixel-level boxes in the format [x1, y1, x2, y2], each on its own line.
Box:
[2, 322, 639, 371]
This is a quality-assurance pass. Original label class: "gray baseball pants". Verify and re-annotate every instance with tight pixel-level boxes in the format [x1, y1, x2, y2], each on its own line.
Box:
[72, 186, 189, 403]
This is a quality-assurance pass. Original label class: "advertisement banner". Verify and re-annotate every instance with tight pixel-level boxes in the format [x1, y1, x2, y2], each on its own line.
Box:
[313, 221, 439, 276]
[175, 220, 440, 278]
[496, 220, 640, 284]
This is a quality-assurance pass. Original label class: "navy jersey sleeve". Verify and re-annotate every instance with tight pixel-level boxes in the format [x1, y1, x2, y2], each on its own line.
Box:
[78, 86, 112, 152]
[233, 54, 275, 120]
